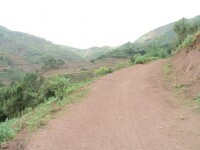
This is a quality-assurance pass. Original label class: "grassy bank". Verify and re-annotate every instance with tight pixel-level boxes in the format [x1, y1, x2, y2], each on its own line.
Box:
[0, 76, 93, 145]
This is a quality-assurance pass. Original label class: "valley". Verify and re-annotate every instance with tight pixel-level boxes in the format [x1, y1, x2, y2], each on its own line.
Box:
[1, 14, 200, 150]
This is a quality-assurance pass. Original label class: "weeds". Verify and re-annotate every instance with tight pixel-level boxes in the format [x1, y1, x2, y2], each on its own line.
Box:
[130, 54, 147, 64]
[180, 34, 195, 48]
[174, 83, 185, 91]
[130, 54, 159, 65]
[114, 61, 132, 70]
[95, 67, 113, 76]
[193, 94, 200, 102]
[0, 120, 15, 145]
[163, 63, 172, 75]
[0, 78, 92, 145]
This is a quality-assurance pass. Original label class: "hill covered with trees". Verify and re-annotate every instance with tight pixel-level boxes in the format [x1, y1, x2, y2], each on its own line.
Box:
[95, 15, 200, 61]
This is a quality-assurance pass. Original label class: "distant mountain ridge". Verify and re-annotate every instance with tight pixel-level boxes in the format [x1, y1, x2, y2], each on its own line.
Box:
[135, 15, 200, 44]
[0, 15, 200, 85]
[135, 22, 176, 44]
[0, 25, 84, 84]
[0, 25, 82, 63]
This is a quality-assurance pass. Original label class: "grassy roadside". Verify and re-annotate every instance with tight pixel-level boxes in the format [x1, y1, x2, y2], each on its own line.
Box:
[0, 78, 93, 146]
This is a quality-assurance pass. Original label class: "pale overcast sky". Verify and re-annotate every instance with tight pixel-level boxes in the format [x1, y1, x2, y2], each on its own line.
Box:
[0, 0, 200, 48]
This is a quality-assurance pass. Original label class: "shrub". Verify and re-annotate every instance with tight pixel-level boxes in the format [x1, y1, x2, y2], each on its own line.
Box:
[0, 80, 4, 87]
[174, 83, 184, 90]
[0, 120, 15, 144]
[181, 34, 195, 48]
[193, 93, 200, 102]
[0, 74, 93, 145]
[130, 54, 147, 64]
[90, 59, 95, 64]
[0, 73, 44, 120]
[42, 58, 65, 70]
[135, 56, 147, 64]
[95, 67, 113, 76]
[146, 46, 169, 58]
[41, 76, 71, 100]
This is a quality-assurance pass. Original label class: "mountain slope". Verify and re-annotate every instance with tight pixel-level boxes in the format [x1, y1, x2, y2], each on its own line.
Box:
[0, 25, 82, 64]
[98, 15, 200, 60]
[72, 46, 112, 60]
[135, 15, 200, 44]
[0, 26, 83, 85]
[135, 23, 176, 44]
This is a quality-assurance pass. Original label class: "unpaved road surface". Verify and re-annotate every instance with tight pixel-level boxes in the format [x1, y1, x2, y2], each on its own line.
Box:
[26, 60, 200, 150]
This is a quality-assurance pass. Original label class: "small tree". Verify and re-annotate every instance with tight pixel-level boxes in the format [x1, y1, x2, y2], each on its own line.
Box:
[174, 18, 188, 45]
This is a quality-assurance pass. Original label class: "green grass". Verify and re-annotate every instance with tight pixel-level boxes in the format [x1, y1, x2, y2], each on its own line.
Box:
[131, 54, 159, 65]
[114, 61, 132, 70]
[0, 78, 93, 145]
[174, 83, 185, 91]
[0, 120, 15, 145]
[64, 70, 95, 82]
[193, 94, 200, 103]
[163, 63, 172, 75]
[95, 67, 113, 76]
[162, 63, 174, 89]
[0, 68, 25, 81]
[179, 34, 195, 49]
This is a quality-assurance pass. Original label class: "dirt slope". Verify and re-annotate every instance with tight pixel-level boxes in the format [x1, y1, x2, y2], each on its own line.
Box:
[22, 60, 200, 150]
[171, 36, 200, 98]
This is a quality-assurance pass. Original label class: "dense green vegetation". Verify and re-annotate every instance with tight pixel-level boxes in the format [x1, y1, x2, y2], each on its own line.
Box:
[42, 57, 65, 70]
[96, 42, 145, 59]
[97, 37, 174, 62]
[0, 73, 43, 121]
[174, 16, 200, 48]
[0, 73, 93, 122]
[95, 67, 113, 76]
[96, 15, 200, 64]
[135, 23, 176, 44]
[0, 73, 93, 144]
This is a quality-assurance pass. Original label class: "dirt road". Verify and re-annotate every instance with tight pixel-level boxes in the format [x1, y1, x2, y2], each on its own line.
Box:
[26, 60, 200, 150]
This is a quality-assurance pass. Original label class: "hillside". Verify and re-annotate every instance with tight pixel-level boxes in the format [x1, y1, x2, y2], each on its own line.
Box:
[0, 26, 82, 63]
[135, 23, 176, 44]
[1, 15, 200, 85]
[97, 15, 200, 60]
[135, 15, 200, 44]
[0, 26, 84, 85]
[72, 46, 112, 60]
[169, 34, 200, 99]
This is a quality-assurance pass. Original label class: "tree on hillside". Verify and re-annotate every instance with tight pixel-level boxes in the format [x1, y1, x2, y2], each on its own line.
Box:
[43, 58, 65, 70]
[187, 16, 200, 35]
[174, 18, 188, 44]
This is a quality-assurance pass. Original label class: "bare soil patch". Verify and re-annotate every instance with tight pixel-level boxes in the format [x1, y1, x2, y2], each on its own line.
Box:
[170, 37, 200, 100]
